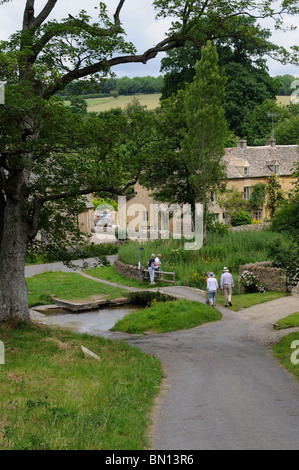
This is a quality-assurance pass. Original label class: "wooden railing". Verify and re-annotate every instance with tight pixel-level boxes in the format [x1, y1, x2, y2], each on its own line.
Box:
[142, 268, 175, 285]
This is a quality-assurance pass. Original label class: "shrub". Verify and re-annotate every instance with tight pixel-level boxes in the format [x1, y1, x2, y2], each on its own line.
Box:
[231, 210, 252, 226]
[239, 270, 267, 293]
[267, 235, 299, 287]
[208, 221, 229, 235]
[128, 291, 176, 306]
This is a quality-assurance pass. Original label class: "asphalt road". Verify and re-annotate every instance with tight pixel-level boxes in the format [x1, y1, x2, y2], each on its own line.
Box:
[127, 290, 299, 450]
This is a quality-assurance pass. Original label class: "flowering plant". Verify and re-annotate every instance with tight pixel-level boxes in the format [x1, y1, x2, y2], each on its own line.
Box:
[239, 270, 267, 293]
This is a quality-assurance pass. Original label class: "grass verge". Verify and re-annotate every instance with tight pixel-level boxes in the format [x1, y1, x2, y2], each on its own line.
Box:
[272, 332, 299, 381]
[274, 312, 299, 330]
[111, 299, 222, 334]
[27, 272, 129, 308]
[0, 323, 163, 450]
[214, 291, 291, 312]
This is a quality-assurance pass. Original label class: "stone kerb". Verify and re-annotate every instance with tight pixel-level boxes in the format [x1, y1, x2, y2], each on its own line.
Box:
[238, 261, 288, 294]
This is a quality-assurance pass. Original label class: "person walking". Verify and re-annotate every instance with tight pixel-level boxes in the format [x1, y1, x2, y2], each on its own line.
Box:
[205, 272, 211, 305]
[206, 272, 218, 307]
[220, 266, 234, 307]
[148, 254, 156, 285]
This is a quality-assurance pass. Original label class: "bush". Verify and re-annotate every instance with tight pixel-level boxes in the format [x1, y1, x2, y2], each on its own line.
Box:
[239, 270, 267, 293]
[267, 235, 299, 287]
[128, 291, 176, 306]
[208, 221, 229, 235]
[231, 210, 252, 226]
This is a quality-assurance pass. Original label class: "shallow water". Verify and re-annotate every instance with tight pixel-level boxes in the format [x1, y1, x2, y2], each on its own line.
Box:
[37, 305, 140, 334]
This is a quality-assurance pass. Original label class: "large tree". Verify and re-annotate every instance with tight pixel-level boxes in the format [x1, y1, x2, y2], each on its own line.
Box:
[0, 0, 298, 323]
[141, 42, 228, 239]
[160, 16, 282, 137]
[182, 41, 228, 237]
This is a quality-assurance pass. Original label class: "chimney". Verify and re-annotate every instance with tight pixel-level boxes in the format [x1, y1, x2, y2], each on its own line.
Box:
[237, 139, 247, 150]
[268, 136, 276, 148]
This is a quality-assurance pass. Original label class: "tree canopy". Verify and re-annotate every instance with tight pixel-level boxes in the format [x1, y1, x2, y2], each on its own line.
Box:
[160, 16, 283, 137]
[140, 42, 228, 238]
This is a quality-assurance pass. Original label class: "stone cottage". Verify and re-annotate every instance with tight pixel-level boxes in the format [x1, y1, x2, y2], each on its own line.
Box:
[123, 139, 298, 230]
[210, 138, 299, 223]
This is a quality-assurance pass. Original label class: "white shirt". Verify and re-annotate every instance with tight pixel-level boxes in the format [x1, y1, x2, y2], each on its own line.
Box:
[207, 277, 218, 291]
[220, 272, 234, 289]
[155, 257, 161, 269]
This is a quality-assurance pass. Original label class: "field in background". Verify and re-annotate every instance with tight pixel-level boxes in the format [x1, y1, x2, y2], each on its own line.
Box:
[65, 94, 293, 112]
[65, 93, 162, 112]
[276, 95, 292, 106]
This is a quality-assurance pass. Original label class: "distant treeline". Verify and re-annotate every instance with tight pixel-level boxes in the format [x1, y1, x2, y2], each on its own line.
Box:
[58, 76, 164, 97]
[276, 74, 299, 96]
[58, 74, 297, 99]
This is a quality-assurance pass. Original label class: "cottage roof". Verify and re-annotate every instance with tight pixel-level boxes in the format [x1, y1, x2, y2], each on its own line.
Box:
[82, 194, 94, 210]
[223, 142, 299, 179]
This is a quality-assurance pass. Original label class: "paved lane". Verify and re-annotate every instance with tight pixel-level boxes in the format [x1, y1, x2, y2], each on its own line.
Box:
[127, 292, 299, 450]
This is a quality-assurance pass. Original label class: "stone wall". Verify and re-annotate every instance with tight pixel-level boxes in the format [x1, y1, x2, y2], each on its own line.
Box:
[231, 222, 270, 232]
[114, 259, 149, 282]
[238, 262, 288, 293]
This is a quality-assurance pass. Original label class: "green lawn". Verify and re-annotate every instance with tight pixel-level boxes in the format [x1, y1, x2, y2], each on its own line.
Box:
[272, 332, 299, 382]
[111, 299, 222, 334]
[27, 272, 129, 308]
[0, 323, 162, 450]
[214, 291, 291, 312]
[274, 312, 299, 330]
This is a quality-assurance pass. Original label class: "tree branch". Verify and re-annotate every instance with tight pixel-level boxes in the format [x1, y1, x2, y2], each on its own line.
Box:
[30, 15, 125, 64]
[114, 0, 126, 25]
[34, 176, 139, 207]
[42, 35, 182, 99]
[23, 0, 35, 30]
[32, 0, 58, 29]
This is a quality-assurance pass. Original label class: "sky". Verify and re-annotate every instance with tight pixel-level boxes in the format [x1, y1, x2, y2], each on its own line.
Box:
[0, 0, 298, 78]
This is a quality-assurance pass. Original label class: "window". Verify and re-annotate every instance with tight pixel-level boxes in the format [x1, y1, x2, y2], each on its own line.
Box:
[210, 191, 218, 203]
[244, 187, 251, 200]
[268, 163, 280, 174]
[255, 210, 263, 221]
[223, 212, 229, 225]
[244, 166, 251, 177]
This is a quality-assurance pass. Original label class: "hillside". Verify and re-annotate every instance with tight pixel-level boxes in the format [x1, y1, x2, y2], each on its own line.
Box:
[65, 93, 162, 112]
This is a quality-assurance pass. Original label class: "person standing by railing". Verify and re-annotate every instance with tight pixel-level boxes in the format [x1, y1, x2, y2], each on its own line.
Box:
[148, 254, 156, 285]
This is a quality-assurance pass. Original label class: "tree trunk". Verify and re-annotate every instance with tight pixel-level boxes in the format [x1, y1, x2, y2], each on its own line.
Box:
[0, 179, 30, 323]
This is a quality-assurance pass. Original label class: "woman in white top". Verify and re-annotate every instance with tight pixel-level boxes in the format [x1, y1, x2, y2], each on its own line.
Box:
[206, 272, 218, 307]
